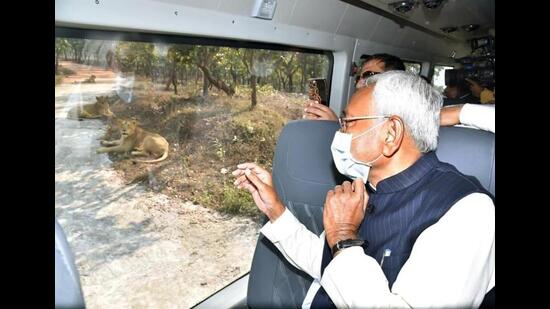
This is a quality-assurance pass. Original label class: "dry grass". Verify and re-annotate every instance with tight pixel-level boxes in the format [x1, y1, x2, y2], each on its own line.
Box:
[101, 79, 306, 218]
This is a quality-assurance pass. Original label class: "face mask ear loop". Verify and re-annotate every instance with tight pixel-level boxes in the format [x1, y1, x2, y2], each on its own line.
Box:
[350, 120, 386, 166]
[351, 119, 386, 141]
[365, 152, 383, 167]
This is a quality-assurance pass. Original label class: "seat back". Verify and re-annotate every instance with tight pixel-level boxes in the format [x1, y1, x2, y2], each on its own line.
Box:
[436, 126, 495, 309]
[247, 120, 343, 308]
[55, 219, 86, 308]
[436, 126, 495, 196]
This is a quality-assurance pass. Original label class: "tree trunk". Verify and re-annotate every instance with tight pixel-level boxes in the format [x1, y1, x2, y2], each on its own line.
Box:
[197, 64, 235, 96]
[278, 72, 286, 91]
[288, 74, 293, 93]
[300, 56, 307, 93]
[231, 67, 238, 87]
[250, 75, 257, 109]
[55, 54, 59, 74]
[202, 72, 209, 96]
[172, 70, 178, 95]
[106, 50, 114, 70]
[164, 65, 178, 94]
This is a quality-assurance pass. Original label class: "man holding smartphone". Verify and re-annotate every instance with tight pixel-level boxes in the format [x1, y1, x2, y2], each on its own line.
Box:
[304, 53, 405, 121]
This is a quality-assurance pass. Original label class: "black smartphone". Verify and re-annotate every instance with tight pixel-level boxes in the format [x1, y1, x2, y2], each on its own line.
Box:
[308, 78, 329, 106]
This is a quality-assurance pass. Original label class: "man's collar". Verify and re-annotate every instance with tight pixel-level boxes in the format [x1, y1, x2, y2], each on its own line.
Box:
[370, 152, 439, 194]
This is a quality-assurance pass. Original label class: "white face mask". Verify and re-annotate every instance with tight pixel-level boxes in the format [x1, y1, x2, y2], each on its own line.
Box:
[330, 121, 385, 183]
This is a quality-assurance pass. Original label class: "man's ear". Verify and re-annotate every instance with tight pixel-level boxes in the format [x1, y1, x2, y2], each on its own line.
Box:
[381, 116, 405, 157]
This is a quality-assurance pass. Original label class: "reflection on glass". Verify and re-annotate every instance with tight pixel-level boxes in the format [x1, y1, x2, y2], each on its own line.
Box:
[55, 36, 330, 308]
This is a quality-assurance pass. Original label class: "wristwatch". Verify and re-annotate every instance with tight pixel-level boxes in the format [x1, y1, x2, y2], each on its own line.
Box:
[331, 238, 368, 256]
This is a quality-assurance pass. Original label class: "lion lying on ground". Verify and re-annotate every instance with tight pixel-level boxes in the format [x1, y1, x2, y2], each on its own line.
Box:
[97, 119, 169, 163]
[83, 74, 96, 83]
[67, 96, 115, 120]
[72, 74, 96, 84]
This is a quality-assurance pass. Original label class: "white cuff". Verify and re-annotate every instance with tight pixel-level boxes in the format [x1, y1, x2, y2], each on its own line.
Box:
[260, 208, 301, 243]
[459, 103, 495, 133]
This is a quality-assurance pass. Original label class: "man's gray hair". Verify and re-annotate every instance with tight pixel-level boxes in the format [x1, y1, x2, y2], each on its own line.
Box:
[365, 71, 442, 152]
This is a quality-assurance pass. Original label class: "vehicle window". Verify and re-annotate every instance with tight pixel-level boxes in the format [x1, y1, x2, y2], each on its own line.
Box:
[432, 65, 454, 93]
[55, 31, 331, 308]
[404, 61, 422, 75]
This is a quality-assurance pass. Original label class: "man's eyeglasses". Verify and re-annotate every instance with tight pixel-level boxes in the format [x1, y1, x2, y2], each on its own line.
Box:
[338, 115, 388, 131]
[361, 71, 381, 79]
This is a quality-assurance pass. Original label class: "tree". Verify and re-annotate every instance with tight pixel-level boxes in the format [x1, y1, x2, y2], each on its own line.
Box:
[114, 42, 155, 76]
[55, 38, 71, 74]
[217, 48, 247, 88]
[67, 38, 85, 63]
[106, 49, 115, 71]
[93, 42, 104, 67]
[298, 53, 308, 93]
[195, 46, 235, 97]
[241, 49, 257, 108]
[163, 45, 192, 94]
[277, 53, 299, 92]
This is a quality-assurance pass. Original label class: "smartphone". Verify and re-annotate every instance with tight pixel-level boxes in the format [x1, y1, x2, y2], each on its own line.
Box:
[308, 78, 329, 106]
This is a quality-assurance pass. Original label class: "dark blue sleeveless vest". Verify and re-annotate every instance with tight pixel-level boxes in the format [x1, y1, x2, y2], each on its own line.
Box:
[311, 152, 494, 308]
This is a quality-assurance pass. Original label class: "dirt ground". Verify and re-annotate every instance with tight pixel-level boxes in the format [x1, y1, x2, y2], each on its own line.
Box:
[55, 61, 262, 308]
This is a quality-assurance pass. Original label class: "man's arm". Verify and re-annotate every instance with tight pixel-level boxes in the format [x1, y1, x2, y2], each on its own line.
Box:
[320, 192, 495, 308]
[439, 104, 462, 127]
[260, 208, 325, 279]
[232, 163, 325, 279]
[440, 103, 495, 133]
[459, 103, 495, 133]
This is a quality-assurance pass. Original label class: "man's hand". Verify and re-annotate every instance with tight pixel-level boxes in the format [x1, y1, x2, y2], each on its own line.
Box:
[303, 100, 338, 121]
[232, 163, 285, 222]
[323, 179, 369, 249]
[479, 88, 495, 104]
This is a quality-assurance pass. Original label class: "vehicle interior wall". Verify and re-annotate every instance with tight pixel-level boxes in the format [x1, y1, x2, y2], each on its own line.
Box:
[55, 0, 469, 117]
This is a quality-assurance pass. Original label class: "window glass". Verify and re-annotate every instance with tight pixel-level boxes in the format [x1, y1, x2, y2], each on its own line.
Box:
[55, 33, 331, 308]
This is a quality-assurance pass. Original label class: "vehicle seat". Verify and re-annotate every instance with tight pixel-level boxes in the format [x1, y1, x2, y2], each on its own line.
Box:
[55, 219, 86, 309]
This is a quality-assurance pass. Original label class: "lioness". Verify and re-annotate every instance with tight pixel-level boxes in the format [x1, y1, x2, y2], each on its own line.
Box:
[97, 119, 169, 163]
[67, 96, 115, 120]
[72, 74, 96, 84]
[83, 74, 96, 83]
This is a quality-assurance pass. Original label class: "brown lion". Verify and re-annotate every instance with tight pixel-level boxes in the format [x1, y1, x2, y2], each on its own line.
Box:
[83, 74, 96, 83]
[67, 96, 115, 120]
[72, 74, 96, 84]
[96, 119, 169, 163]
